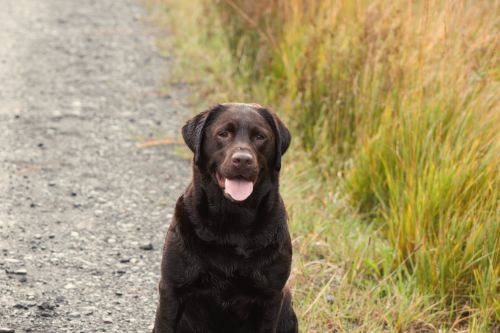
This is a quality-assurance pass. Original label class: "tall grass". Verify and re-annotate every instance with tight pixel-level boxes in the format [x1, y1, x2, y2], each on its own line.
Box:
[211, 0, 500, 325]
[145, 0, 499, 330]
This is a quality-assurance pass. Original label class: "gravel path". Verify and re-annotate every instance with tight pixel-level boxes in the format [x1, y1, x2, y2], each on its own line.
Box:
[0, 0, 190, 332]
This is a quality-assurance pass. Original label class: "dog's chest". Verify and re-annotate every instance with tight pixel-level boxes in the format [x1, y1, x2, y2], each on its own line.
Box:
[196, 268, 267, 305]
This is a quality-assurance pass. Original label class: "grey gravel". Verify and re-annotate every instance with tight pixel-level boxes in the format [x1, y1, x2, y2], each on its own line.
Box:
[0, 0, 190, 332]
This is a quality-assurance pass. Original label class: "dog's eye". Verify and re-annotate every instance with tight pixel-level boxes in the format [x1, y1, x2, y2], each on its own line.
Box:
[218, 130, 230, 138]
[255, 134, 266, 141]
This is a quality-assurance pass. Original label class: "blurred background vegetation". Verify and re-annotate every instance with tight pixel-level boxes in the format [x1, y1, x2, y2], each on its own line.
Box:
[145, 0, 499, 331]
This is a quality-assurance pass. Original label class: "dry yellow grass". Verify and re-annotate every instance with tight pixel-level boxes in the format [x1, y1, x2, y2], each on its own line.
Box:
[144, 0, 499, 331]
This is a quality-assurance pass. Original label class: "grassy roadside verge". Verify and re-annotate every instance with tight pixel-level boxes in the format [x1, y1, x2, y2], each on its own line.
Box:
[143, 0, 499, 331]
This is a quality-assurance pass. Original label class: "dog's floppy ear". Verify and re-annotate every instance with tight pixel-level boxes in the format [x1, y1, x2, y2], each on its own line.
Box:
[256, 107, 291, 171]
[182, 104, 223, 165]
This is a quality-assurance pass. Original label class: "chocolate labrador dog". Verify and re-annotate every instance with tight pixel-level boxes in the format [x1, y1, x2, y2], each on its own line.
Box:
[153, 103, 298, 333]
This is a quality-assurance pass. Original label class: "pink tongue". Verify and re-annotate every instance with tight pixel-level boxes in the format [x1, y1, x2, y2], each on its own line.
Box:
[224, 178, 254, 201]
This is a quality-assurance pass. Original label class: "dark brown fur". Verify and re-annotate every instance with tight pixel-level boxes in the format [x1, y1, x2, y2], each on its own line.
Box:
[153, 103, 298, 333]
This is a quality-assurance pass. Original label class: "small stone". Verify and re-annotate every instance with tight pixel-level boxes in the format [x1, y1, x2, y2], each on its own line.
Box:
[34, 234, 42, 239]
[50, 257, 59, 264]
[4, 259, 21, 264]
[326, 294, 334, 304]
[19, 276, 27, 283]
[103, 317, 113, 324]
[8, 268, 27, 275]
[37, 301, 55, 311]
[139, 243, 153, 251]
[39, 311, 54, 317]
[81, 306, 95, 316]
[69, 312, 81, 318]
[70, 231, 79, 238]
[115, 291, 123, 296]
[107, 238, 116, 244]
[0, 327, 15, 333]
[70, 192, 77, 197]
[48, 234, 55, 239]
[64, 283, 76, 289]
[119, 258, 130, 263]
[94, 210, 104, 217]
[14, 303, 28, 310]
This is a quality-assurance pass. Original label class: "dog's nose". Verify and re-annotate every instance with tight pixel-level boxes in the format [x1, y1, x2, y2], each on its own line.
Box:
[232, 151, 254, 168]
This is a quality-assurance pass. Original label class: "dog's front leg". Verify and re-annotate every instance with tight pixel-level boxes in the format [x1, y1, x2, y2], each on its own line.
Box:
[259, 290, 285, 333]
[153, 280, 181, 333]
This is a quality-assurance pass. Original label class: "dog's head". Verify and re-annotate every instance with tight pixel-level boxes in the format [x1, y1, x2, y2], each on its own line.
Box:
[182, 103, 291, 203]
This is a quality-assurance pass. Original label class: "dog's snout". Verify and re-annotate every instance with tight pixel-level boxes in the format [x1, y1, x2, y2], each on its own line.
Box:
[232, 151, 254, 168]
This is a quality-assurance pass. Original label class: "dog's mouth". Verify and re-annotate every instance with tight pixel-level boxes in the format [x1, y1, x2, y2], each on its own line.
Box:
[216, 173, 254, 202]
